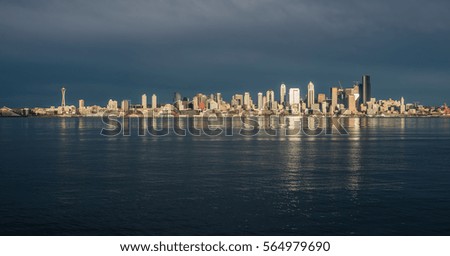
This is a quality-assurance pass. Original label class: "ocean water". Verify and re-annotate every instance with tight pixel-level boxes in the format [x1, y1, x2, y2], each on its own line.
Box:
[0, 117, 450, 235]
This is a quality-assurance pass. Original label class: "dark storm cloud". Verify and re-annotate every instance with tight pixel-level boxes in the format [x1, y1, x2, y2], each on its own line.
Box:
[1, 0, 449, 106]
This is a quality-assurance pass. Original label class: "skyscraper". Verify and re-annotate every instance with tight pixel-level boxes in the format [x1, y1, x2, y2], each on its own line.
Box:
[288, 88, 300, 105]
[61, 87, 66, 107]
[216, 93, 222, 103]
[142, 94, 147, 109]
[280, 83, 286, 105]
[244, 92, 250, 108]
[330, 87, 338, 108]
[121, 100, 129, 112]
[307, 81, 315, 108]
[347, 94, 356, 113]
[78, 99, 84, 110]
[192, 96, 198, 110]
[152, 94, 157, 109]
[400, 97, 405, 114]
[360, 75, 371, 104]
[216, 93, 222, 108]
[266, 90, 275, 110]
[257, 92, 263, 110]
[78, 99, 85, 115]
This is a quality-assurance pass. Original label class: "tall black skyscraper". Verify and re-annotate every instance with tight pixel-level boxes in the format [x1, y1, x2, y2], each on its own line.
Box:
[360, 75, 371, 104]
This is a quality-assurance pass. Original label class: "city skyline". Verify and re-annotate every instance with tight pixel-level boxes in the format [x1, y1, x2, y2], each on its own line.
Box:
[0, 75, 447, 109]
[1, 0, 450, 107]
[3, 75, 447, 110]
[3, 74, 448, 117]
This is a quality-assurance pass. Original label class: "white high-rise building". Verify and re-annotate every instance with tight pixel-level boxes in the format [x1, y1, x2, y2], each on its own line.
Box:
[257, 92, 263, 110]
[78, 99, 84, 110]
[400, 97, 405, 114]
[289, 88, 301, 105]
[280, 83, 286, 105]
[244, 92, 250, 107]
[78, 99, 85, 115]
[142, 94, 147, 109]
[307, 81, 315, 108]
[152, 94, 157, 109]
[216, 93, 222, 108]
[121, 100, 129, 112]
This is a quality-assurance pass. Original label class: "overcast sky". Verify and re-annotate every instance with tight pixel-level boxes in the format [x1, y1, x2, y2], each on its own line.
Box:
[1, 0, 449, 107]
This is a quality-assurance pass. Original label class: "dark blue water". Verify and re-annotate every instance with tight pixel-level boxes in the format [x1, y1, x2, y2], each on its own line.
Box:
[1, 117, 450, 235]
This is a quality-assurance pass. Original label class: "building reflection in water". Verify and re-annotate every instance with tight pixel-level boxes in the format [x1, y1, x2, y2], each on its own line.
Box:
[280, 140, 303, 192]
[347, 131, 362, 200]
[400, 117, 406, 130]
[60, 117, 67, 130]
